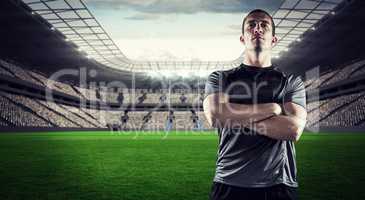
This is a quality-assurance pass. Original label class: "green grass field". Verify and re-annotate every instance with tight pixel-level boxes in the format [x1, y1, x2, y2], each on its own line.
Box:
[0, 131, 365, 200]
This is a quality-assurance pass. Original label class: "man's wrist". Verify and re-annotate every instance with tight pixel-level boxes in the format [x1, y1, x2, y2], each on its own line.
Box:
[252, 114, 276, 124]
[238, 115, 276, 136]
[279, 103, 286, 115]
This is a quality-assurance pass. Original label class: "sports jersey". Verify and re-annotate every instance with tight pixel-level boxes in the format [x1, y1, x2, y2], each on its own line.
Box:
[205, 63, 306, 188]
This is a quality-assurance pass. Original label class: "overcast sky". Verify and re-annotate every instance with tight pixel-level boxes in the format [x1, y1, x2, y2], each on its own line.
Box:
[84, 0, 283, 61]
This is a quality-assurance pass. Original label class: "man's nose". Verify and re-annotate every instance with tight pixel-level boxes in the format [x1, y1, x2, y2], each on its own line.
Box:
[253, 24, 263, 34]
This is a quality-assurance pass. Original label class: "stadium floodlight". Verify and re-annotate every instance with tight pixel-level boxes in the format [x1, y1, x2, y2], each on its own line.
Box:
[77, 47, 85, 52]
[331, 11, 336, 15]
[296, 38, 301, 42]
[50, 27, 55, 31]
[311, 27, 316, 31]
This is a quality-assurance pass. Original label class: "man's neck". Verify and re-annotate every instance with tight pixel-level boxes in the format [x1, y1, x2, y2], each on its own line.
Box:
[243, 50, 272, 68]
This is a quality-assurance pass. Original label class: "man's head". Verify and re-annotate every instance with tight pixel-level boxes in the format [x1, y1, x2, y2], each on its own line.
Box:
[240, 9, 277, 51]
[242, 9, 275, 36]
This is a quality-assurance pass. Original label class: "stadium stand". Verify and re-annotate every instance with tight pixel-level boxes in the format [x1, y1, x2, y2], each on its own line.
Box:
[0, 93, 53, 127]
[0, 79, 212, 130]
[306, 92, 365, 128]
[321, 59, 365, 87]
[0, 59, 44, 87]
[28, 70, 84, 99]
[350, 64, 365, 78]
[1, 92, 77, 127]
[0, 64, 16, 77]
[1, 55, 364, 132]
[0, 59, 206, 107]
[305, 70, 339, 90]
[304, 58, 365, 90]
[1, 55, 365, 132]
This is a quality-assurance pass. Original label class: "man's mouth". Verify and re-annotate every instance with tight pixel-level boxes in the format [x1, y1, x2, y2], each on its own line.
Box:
[252, 36, 263, 40]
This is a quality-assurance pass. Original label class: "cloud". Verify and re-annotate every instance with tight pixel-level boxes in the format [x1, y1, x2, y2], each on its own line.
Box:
[220, 31, 241, 36]
[227, 24, 241, 31]
[220, 25, 242, 36]
[124, 13, 160, 20]
[85, 0, 284, 14]
[116, 38, 243, 61]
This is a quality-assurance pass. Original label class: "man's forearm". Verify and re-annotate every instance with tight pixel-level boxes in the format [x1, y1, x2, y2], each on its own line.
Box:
[206, 101, 281, 128]
[253, 115, 306, 141]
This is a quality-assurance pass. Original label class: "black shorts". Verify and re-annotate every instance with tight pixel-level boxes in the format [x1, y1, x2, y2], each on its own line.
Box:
[209, 182, 298, 200]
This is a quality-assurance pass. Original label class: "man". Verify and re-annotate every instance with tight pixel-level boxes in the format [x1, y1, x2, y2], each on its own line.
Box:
[203, 9, 307, 200]
[199, 91, 204, 104]
[95, 87, 101, 100]
[191, 109, 203, 131]
[180, 93, 187, 103]
[159, 93, 167, 104]
[165, 110, 175, 132]
[120, 110, 129, 130]
[137, 91, 147, 104]
[117, 91, 124, 105]
[140, 111, 152, 130]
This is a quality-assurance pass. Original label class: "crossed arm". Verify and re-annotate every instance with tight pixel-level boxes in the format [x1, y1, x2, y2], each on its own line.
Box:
[203, 92, 307, 141]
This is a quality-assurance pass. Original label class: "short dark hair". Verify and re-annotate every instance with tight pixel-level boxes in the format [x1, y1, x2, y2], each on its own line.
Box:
[242, 9, 275, 36]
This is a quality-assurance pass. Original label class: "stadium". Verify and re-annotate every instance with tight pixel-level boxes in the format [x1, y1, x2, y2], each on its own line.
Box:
[0, 0, 364, 199]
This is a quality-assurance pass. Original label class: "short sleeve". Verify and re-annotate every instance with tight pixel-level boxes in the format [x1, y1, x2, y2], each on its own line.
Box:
[204, 71, 226, 99]
[283, 75, 306, 109]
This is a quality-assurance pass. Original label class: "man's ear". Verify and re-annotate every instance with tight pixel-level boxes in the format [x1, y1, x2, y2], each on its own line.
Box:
[272, 35, 278, 46]
[240, 35, 245, 44]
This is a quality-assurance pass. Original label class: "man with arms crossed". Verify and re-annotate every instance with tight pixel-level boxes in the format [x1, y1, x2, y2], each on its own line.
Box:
[204, 9, 307, 200]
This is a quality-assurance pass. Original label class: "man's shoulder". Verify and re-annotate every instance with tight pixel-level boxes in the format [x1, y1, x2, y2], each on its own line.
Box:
[270, 67, 304, 82]
[208, 65, 243, 79]
[283, 72, 304, 86]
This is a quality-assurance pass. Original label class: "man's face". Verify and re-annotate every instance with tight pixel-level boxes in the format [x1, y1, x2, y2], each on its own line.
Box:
[241, 12, 277, 51]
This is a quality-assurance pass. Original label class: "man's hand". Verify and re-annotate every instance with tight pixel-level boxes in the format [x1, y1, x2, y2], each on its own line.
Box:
[253, 102, 307, 141]
[272, 103, 282, 116]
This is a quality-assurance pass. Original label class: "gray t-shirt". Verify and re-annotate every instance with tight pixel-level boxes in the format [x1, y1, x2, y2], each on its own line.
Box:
[205, 64, 306, 188]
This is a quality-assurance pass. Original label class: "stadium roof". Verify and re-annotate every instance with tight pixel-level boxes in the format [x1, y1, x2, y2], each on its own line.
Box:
[276, 0, 365, 74]
[21, 0, 345, 73]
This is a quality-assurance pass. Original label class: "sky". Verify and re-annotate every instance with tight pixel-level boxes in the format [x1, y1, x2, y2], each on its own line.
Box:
[84, 0, 283, 61]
